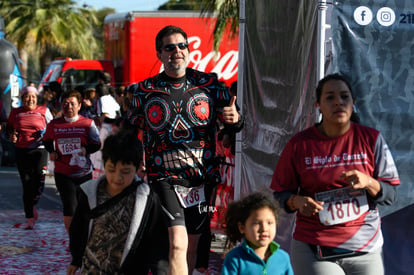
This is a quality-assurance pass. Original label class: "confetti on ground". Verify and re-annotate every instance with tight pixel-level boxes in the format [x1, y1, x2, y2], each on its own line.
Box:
[0, 210, 69, 275]
[0, 209, 225, 274]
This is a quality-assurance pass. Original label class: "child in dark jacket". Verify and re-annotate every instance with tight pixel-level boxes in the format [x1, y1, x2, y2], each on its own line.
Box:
[67, 129, 169, 274]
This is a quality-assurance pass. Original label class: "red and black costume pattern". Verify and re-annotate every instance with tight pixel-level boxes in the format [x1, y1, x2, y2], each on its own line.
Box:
[128, 68, 242, 186]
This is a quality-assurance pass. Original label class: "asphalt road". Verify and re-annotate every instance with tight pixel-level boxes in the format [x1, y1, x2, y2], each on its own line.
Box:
[0, 165, 62, 212]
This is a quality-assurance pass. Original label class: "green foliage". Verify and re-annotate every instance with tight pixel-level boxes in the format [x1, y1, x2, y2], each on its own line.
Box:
[158, 0, 206, 10]
[0, 0, 109, 81]
[157, 0, 239, 50]
[90, 7, 116, 59]
[201, 0, 239, 50]
[0, 0, 238, 81]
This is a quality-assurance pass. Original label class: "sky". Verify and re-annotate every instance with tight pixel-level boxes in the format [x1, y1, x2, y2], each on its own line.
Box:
[75, 0, 168, 12]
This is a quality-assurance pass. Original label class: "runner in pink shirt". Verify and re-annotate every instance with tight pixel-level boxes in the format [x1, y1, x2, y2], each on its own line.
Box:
[271, 74, 400, 275]
[43, 90, 101, 234]
[7, 86, 53, 229]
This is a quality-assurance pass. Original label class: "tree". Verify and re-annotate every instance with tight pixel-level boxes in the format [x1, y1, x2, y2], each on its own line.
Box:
[0, 0, 99, 82]
[158, 0, 206, 10]
[158, 0, 239, 50]
[201, 0, 239, 50]
[88, 7, 116, 60]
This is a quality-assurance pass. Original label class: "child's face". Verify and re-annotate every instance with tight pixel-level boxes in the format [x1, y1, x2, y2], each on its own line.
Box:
[238, 207, 276, 255]
[104, 159, 137, 196]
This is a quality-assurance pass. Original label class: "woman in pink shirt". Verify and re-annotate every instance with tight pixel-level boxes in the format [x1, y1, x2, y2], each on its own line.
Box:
[7, 86, 53, 229]
[43, 90, 101, 235]
[271, 74, 400, 275]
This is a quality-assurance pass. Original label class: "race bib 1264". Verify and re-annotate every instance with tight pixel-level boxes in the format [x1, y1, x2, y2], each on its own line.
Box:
[315, 187, 369, 226]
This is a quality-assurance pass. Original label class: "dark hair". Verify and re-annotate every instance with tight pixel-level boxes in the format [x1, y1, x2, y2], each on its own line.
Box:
[102, 129, 143, 169]
[155, 25, 188, 53]
[315, 73, 360, 123]
[315, 73, 354, 103]
[74, 85, 86, 98]
[49, 81, 63, 96]
[84, 88, 96, 100]
[61, 90, 82, 104]
[98, 71, 111, 84]
[116, 86, 125, 97]
[95, 83, 110, 97]
[225, 192, 279, 247]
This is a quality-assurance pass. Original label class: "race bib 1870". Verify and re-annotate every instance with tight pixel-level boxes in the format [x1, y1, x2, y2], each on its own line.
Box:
[315, 187, 369, 226]
[57, 138, 81, 155]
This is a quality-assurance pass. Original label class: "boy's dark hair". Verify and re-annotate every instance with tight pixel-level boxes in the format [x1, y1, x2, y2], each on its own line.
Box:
[102, 129, 143, 169]
[225, 192, 280, 246]
[155, 25, 188, 53]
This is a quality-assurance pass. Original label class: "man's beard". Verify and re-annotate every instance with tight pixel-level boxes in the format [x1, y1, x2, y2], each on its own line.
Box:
[165, 60, 187, 76]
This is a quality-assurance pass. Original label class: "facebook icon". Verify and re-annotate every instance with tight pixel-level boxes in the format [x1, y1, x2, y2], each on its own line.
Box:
[354, 6, 373, 26]
[361, 10, 366, 21]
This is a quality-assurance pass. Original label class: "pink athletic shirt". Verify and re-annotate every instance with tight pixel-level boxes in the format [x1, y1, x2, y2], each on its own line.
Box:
[43, 115, 101, 178]
[271, 123, 400, 252]
[7, 105, 52, 149]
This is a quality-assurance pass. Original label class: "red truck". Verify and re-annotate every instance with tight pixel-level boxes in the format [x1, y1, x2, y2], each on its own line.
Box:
[38, 57, 115, 91]
[104, 11, 238, 87]
[39, 11, 238, 90]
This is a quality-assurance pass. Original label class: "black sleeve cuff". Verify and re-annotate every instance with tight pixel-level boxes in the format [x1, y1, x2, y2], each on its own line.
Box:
[223, 113, 244, 132]
[274, 190, 296, 213]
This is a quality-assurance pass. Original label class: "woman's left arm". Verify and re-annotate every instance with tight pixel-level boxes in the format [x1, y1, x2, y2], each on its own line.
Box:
[85, 120, 102, 154]
[341, 133, 400, 205]
[341, 170, 397, 205]
[372, 133, 400, 204]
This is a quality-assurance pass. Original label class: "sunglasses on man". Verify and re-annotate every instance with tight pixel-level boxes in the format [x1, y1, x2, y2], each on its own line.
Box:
[162, 42, 188, 52]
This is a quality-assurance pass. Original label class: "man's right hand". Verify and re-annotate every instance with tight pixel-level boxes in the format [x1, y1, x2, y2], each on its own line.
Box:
[223, 96, 239, 124]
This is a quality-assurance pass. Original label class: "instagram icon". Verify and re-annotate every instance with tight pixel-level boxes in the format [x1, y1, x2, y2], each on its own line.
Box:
[377, 7, 395, 26]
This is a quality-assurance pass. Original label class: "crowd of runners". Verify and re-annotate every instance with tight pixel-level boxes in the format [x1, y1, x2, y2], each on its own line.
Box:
[0, 25, 400, 275]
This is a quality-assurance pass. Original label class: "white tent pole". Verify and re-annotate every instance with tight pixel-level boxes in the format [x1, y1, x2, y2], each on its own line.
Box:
[317, 0, 327, 80]
[234, 0, 245, 200]
[316, 0, 328, 122]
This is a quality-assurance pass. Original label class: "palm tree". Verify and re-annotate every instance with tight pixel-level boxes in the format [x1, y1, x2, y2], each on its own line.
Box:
[0, 0, 99, 81]
[158, 0, 205, 10]
[201, 0, 239, 50]
[158, 0, 239, 50]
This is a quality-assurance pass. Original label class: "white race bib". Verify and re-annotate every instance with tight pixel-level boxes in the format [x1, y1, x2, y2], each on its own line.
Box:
[173, 185, 206, 208]
[57, 138, 81, 155]
[315, 187, 369, 226]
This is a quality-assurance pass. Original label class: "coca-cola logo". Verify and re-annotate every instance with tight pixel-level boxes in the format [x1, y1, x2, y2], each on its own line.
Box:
[159, 36, 238, 82]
